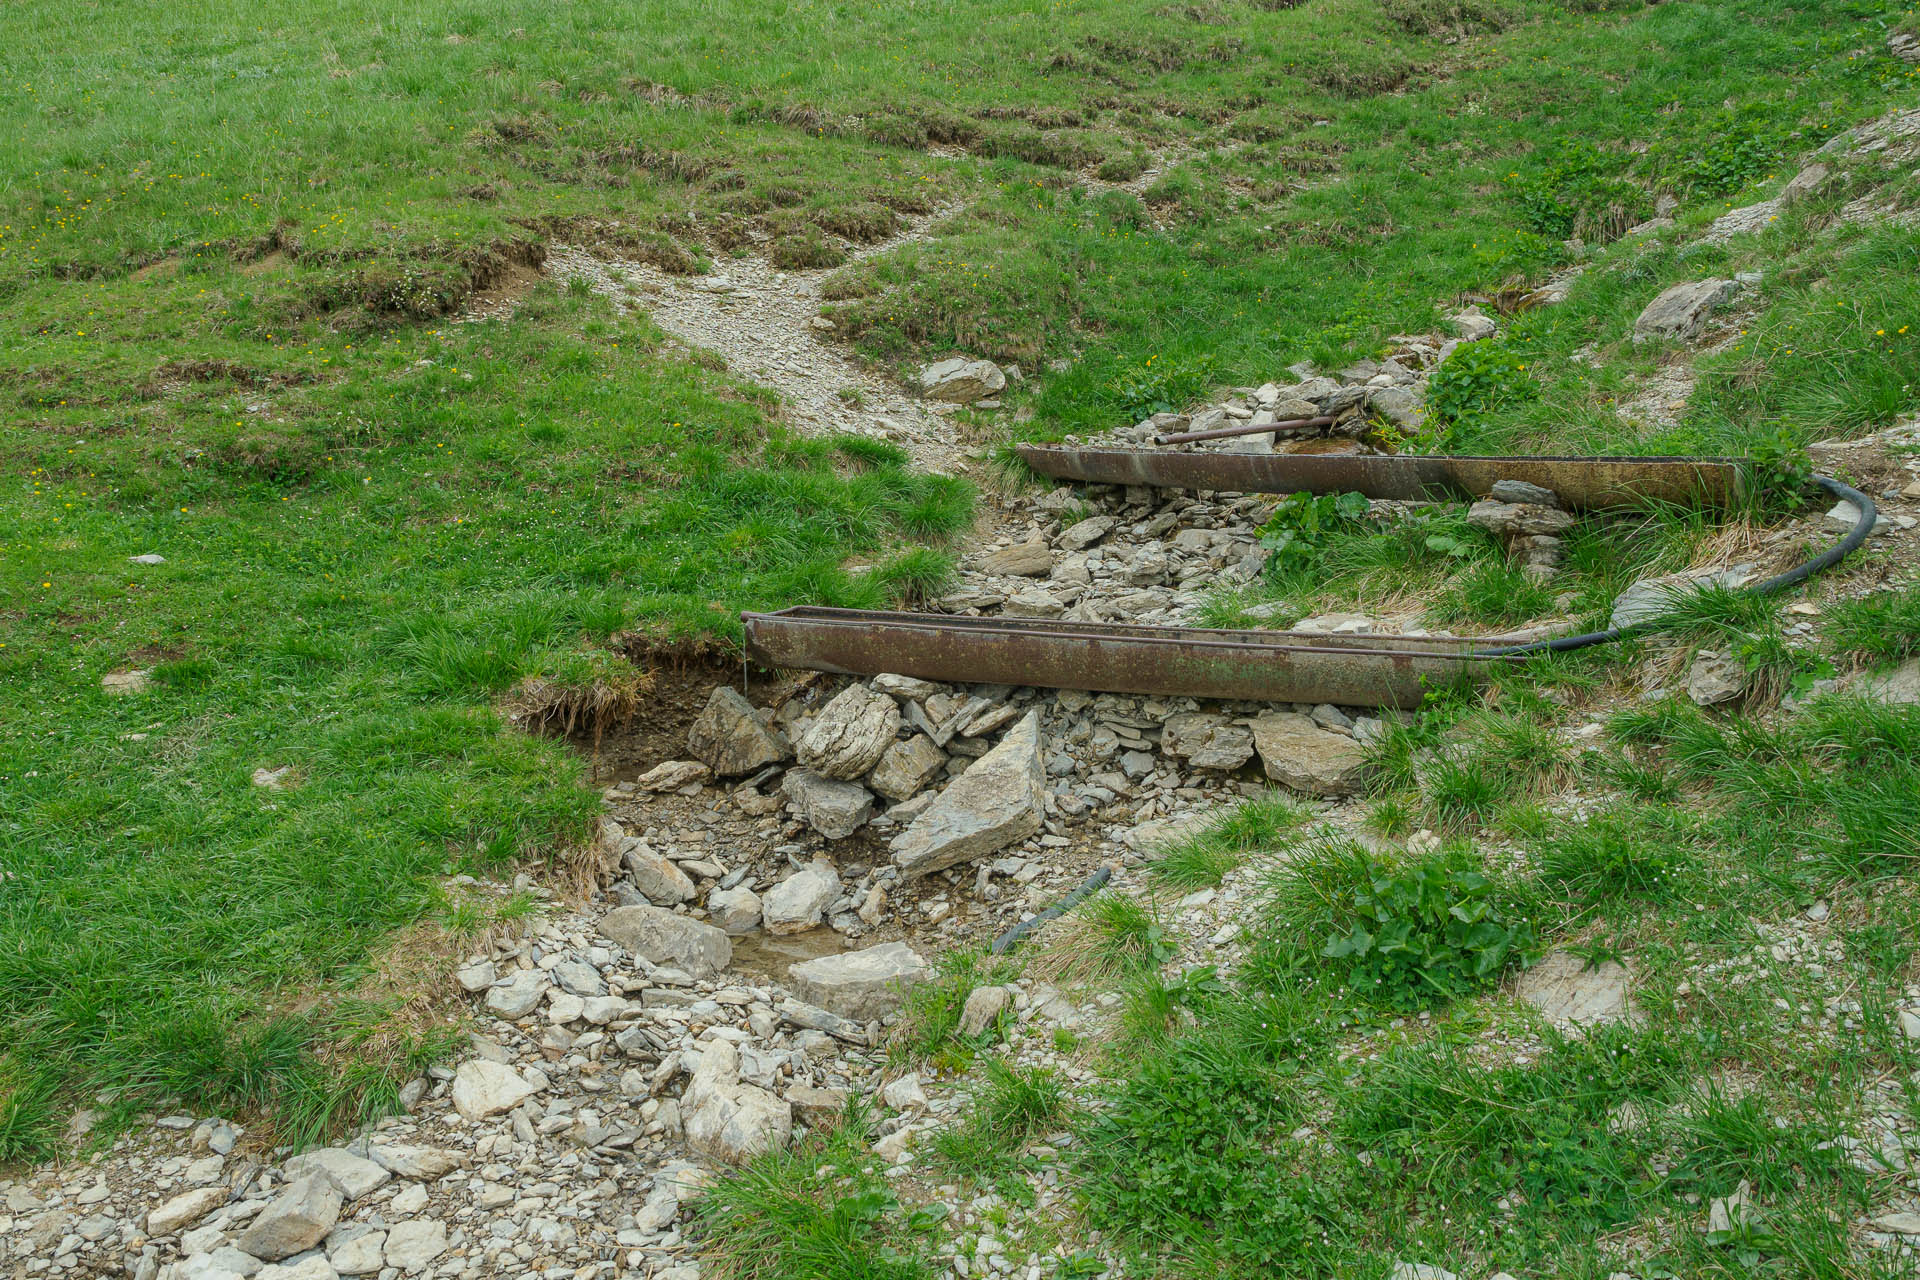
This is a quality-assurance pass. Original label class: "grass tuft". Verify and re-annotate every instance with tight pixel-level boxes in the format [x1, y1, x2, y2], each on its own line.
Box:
[698, 1106, 938, 1280]
[1826, 583, 1920, 666]
[1148, 792, 1310, 890]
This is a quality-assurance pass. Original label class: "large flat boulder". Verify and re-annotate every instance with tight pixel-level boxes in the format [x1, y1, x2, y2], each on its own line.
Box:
[284, 1148, 389, 1201]
[890, 711, 1045, 878]
[238, 1175, 343, 1261]
[1857, 658, 1920, 706]
[975, 540, 1053, 577]
[450, 1059, 538, 1120]
[1465, 500, 1576, 538]
[484, 968, 548, 1019]
[1517, 949, 1640, 1029]
[788, 941, 930, 1021]
[1633, 278, 1737, 343]
[384, 1218, 449, 1271]
[1609, 565, 1755, 630]
[366, 1141, 463, 1180]
[598, 905, 732, 978]
[919, 357, 1006, 403]
[1250, 712, 1371, 797]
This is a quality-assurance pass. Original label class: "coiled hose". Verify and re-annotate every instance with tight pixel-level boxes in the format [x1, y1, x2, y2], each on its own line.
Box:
[1475, 474, 1877, 658]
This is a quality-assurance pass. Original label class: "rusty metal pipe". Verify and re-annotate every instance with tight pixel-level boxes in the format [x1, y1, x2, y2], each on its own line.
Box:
[743, 607, 1519, 709]
[1152, 415, 1334, 446]
[1015, 445, 1744, 510]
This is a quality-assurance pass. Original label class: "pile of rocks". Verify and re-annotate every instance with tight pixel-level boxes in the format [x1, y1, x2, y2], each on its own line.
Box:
[943, 487, 1272, 627]
[1465, 478, 1575, 585]
[1056, 305, 1504, 464]
[44, 871, 1181, 1280]
[619, 667, 1397, 940]
[37, 890, 949, 1280]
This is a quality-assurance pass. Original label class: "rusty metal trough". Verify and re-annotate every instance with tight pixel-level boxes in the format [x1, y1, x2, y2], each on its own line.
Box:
[742, 607, 1519, 709]
[743, 453, 1763, 706]
[1015, 446, 1744, 510]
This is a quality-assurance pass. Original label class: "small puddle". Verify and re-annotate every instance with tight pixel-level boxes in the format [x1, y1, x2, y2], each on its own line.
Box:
[728, 927, 852, 983]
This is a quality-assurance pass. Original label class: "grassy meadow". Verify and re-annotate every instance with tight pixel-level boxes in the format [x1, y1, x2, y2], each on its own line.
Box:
[3, 7, 1920, 1267]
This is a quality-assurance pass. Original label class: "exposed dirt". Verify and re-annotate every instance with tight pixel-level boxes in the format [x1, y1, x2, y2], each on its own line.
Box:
[455, 256, 546, 323]
[543, 205, 969, 472]
[582, 653, 794, 784]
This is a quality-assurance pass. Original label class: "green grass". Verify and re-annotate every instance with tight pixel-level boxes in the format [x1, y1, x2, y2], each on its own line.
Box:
[930, 1059, 1071, 1186]
[1072, 992, 1341, 1274]
[1608, 695, 1920, 889]
[1826, 581, 1920, 665]
[5, 0, 1920, 1184]
[1055, 700, 1920, 1274]
[0, 289, 969, 1157]
[1147, 791, 1309, 890]
[890, 949, 1018, 1069]
[697, 1107, 941, 1280]
[1060, 891, 1171, 983]
[1535, 802, 1700, 903]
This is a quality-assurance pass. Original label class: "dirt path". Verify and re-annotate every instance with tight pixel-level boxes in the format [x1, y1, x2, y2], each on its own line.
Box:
[545, 208, 968, 474]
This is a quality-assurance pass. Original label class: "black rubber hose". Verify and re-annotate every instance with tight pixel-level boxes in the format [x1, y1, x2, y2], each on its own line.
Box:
[986, 479, 1871, 949]
[1473, 474, 1876, 659]
[990, 865, 1113, 954]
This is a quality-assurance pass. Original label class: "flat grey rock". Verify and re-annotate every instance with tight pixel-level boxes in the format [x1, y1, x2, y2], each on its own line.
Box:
[891, 711, 1045, 877]
[365, 1142, 462, 1180]
[1488, 479, 1561, 507]
[146, 1186, 227, 1236]
[1466, 499, 1576, 538]
[284, 1147, 389, 1201]
[1367, 384, 1425, 430]
[1517, 950, 1639, 1029]
[959, 985, 1011, 1037]
[1609, 565, 1754, 630]
[238, 1174, 343, 1261]
[383, 1217, 448, 1271]
[484, 968, 549, 1019]
[450, 1059, 538, 1120]
[1633, 278, 1737, 342]
[1856, 658, 1920, 706]
[976, 540, 1052, 577]
[599, 905, 732, 979]
[1058, 515, 1116, 551]
[919, 357, 1006, 403]
[788, 941, 930, 1021]
[1250, 711, 1371, 797]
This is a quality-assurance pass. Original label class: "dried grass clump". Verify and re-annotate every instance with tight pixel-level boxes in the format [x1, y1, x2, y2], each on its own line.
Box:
[511, 659, 652, 750]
